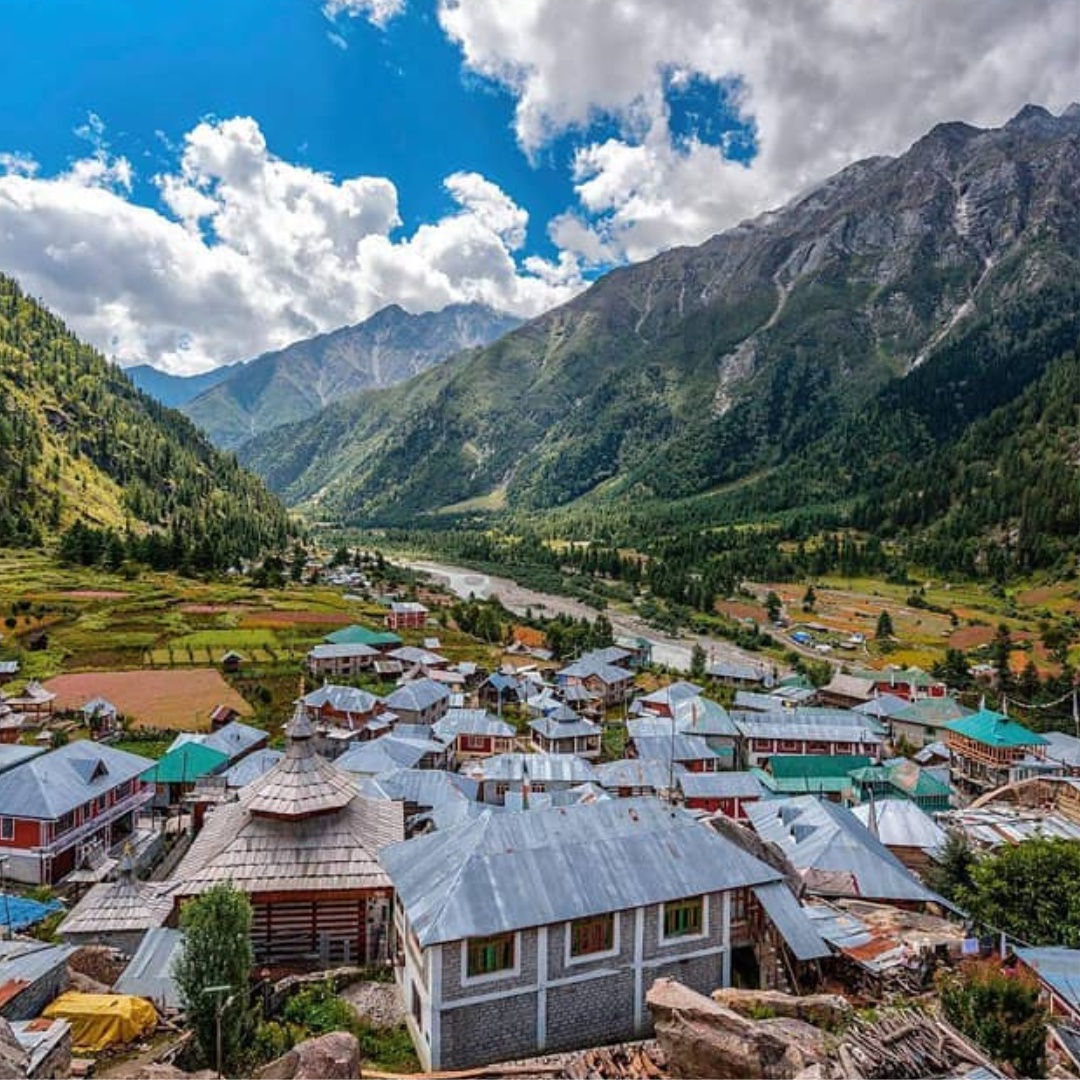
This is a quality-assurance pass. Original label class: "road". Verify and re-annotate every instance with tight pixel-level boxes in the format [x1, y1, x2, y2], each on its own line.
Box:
[405, 559, 783, 676]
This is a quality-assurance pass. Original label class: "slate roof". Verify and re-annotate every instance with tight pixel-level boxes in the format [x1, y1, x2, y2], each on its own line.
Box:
[0, 742, 153, 820]
[381, 796, 785, 946]
[384, 679, 451, 713]
[433, 709, 515, 742]
[946, 709, 1048, 748]
[745, 796, 945, 905]
[58, 873, 172, 937]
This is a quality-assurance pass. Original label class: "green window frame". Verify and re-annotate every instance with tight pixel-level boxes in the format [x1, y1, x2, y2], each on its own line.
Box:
[663, 896, 704, 939]
[466, 932, 515, 977]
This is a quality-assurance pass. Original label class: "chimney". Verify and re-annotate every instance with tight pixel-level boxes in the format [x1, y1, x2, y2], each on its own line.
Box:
[521, 760, 531, 810]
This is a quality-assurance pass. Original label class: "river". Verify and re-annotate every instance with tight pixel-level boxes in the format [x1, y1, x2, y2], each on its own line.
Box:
[404, 558, 782, 677]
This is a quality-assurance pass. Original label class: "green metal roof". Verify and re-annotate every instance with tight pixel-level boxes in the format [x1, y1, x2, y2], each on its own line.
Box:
[752, 768, 852, 795]
[141, 743, 229, 784]
[945, 709, 1048, 748]
[768, 754, 872, 779]
[324, 624, 402, 647]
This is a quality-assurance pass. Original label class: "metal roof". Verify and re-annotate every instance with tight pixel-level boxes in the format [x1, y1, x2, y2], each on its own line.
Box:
[388, 646, 446, 666]
[891, 697, 973, 725]
[1015, 947, 1080, 1013]
[853, 694, 910, 720]
[201, 721, 268, 762]
[733, 709, 884, 744]
[0, 742, 154, 820]
[1044, 731, 1080, 769]
[337, 735, 443, 777]
[0, 940, 74, 996]
[745, 796, 945, 905]
[557, 658, 633, 685]
[307, 642, 379, 660]
[632, 734, 730, 766]
[636, 681, 703, 709]
[360, 768, 478, 808]
[595, 758, 675, 791]
[462, 752, 599, 785]
[678, 771, 764, 799]
[302, 685, 381, 715]
[0, 745, 45, 775]
[222, 749, 283, 789]
[433, 709, 514, 742]
[381, 797, 785, 947]
[529, 715, 600, 740]
[142, 743, 228, 785]
[113, 928, 183, 1011]
[324, 625, 401, 647]
[851, 798, 947, 854]
[384, 679, 451, 713]
[945, 709, 1048, 748]
[752, 881, 831, 960]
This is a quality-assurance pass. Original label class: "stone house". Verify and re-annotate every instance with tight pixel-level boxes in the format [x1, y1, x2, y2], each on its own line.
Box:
[380, 797, 830, 1071]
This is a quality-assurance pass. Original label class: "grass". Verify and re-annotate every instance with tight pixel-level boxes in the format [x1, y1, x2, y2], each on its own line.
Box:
[169, 628, 280, 649]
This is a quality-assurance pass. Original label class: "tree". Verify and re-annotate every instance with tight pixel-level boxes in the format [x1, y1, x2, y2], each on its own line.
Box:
[174, 883, 255, 1075]
[690, 644, 707, 680]
[875, 609, 894, 639]
[764, 591, 782, 623]
[933, 648, 973, 692]
[924, 831, 977, 902]
[958, 837, 1080, 947]
[938, 959, 1047, 1078]
[801, 585, 816, 612]
[991, 623, 1014, 694]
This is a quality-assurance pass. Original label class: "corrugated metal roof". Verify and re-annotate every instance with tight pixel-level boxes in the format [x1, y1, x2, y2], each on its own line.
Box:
[325, 625, 401, 647]
[678, 771, 764, 799]
[1015, 947, 1080, 1012]
[337, 736, 443, 777]
[433, 709, 514, 742]
[733, 709, 884, 744]
[853, 694, 910, 720]
[307, 642, 379, 660]
[0, 941, 74, 992]
[360, 768, 478, 807]
[752, 882, 831, 960]
[113, 928, 183, 1011]
[595, 759, 675, 791]
[381, 797, 784, 947]
[851, 798, 947, 853]
[745, 796, 945, 905]
[463, 753, 598, 785]
[1044, 731, 1080, 768]
[142, 743, 228, 785]
[302, 685, 381, 715]
[529, 715, 600, 740]
[385, 679, 451, 713]
[202, 721, 267, 761]
[632, 734, 729, 765]
[222, 749, 283, 790]
[557, 658, 632, 685]
[0, 742, 153, 820]
[946, 709, 1048, 748]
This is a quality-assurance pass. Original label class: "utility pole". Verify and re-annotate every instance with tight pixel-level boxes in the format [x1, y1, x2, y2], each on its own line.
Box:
[202, 984, 232, 1079]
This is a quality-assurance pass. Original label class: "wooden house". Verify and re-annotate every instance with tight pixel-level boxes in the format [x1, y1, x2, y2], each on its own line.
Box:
[386, 602, 429, 631]
[944, 709, 1048, 795]
[555, 655, 634, 711]
[678, 772, 764, 820]
[306, 643, 378, 679]
[529, 706, 602, 759]
[170, 707, 404, 966]
[432, 710, 516, 765]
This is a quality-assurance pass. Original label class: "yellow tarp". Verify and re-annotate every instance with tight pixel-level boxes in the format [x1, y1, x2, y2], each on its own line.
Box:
[43, 991, 158, 1052]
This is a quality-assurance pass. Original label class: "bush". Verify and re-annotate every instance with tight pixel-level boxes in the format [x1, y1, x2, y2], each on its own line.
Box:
[282, 981, 358, 1035]
[938, 959, 1047, 1078]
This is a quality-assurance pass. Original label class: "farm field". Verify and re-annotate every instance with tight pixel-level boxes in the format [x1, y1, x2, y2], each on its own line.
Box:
[43, 669, 252, 730]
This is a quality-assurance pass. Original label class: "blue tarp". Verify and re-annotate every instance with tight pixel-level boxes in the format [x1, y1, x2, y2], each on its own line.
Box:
[0, 893, 63, 931]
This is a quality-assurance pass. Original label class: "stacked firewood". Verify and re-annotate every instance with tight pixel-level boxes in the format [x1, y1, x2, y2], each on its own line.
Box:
[559, 1043, 667, 1079]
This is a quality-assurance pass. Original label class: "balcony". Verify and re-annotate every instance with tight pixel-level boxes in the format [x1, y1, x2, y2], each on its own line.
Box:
[34, 787, 155, 856]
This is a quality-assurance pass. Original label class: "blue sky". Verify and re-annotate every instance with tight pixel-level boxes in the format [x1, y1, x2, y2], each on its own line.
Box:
[0, 0, 1073, 372]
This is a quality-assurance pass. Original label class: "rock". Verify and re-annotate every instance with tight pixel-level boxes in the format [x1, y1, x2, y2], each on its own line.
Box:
[647, 978, 827, 1080]
[256, 1032, 361, 1080]
[0, 1017, 29, 1080]
[68, 969, 111, 994]
[711, 989, 852, 1030]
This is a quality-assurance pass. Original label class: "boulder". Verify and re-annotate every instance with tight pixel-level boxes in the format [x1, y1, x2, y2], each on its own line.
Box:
[0, 1018, 29, 1080]
[711, 989, 852, 1030]
[256, 1032, 361, 1080]
[647, 978, 827, 1080]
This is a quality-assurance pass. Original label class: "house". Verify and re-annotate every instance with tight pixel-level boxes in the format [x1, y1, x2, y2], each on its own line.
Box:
[853, 694, 911, 724]
[360, 769, 479, 833]
[850, 667, 947, 703]
[324, 624, 403, 651]
[613, 636, 652, 669]
[889, 697, 974, 749]
[432, 710, 516, 765]
[752, 755, 873, 802]
[745, 796, 947, 908]
[850, 798, 947, 874]
[529, 706, 602, 759]
[706, 659, 772, 690]
[1, 681, 55, 721]
[629, 728, 730, 774]
[595, 759, 675, 799]
[201, 719, 268, 765]
[733, 709, 884, 767]
[337, 734, 449, 777]
[306, 642, 378, 679]
[389, 646, 449, 669]
[0, 742, 154, 884]
[945, 709, 1049, 795]
[462, 753, 599, 806]
[301, 684, 384, 734]
[57, 858, 172, 954]
[0, 661, 19, 687]
[142, 743, 229, 808]
[848, 759, 952, 813]
[0, 744, 45, 776]
[1014, 947, 1080, 1024]
[170, 708, 404, 966]
[221, 748, 284, 792]
[380, 796, 830, 1071]
[478, 672, 532, 712]
[386, 602, 429, 631]
[384, 679, 451, 726]
[0, 939, 74, 1021]
[220, 650, 246, 674]
[1043, 731, 1080, 777]
[555, 655, 634, 710]
[81, 697, 119, 738]
[818, 674, 877, 709]
[678, 772, 764, 820]
[632, 681, 703, 719]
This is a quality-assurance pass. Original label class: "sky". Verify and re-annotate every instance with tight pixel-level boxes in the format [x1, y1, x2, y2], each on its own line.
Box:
[0, 0, 1076, 374]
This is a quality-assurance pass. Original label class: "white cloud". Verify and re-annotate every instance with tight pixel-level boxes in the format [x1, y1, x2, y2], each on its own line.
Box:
[322, 0, 404, 28]
[0, 117, 582, 374]
[437, 0, 1080, 261]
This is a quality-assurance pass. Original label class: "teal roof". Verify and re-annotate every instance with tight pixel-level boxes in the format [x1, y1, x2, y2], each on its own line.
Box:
[945, 709, 1048, 748]
[141, 743, 228, 784]
[325, 624, 402, 647]
[752, 768, 852, 795]
[768, 754, 872, 779]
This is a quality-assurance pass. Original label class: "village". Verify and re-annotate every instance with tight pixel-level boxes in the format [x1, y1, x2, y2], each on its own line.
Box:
[0, 553, 1076, 1080]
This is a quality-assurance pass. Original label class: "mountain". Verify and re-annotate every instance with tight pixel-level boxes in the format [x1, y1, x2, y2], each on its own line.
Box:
[182, 302, 522, 450]
[239, 104, 1079, 565]
[0, 274, 291, 569]
[125, 362, 243, 409]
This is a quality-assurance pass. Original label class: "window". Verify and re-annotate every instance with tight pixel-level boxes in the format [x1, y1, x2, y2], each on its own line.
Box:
[663, 896, 705, 940]
[0, 818, 13, 841]
[570, 913, 616, 959]
[729, 888, 747, 923]
[465, 933, 515, 978]
[460, 735, 488, 752]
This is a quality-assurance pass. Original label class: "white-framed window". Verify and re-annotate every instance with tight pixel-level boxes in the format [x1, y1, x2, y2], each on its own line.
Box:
[660, 895, 708, 944]
[566, 912, 620, 966]
[461, 931, 520, 986]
